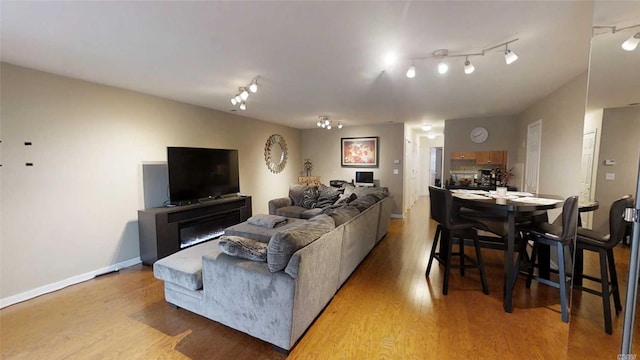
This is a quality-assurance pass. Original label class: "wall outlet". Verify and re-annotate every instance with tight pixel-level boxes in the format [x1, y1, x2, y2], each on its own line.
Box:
[605, 173, 615, 180]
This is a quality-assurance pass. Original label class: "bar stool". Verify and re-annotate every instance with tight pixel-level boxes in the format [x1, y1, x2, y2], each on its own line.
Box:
[525, 196, 579, 323]
[575, 195, 632, 334]
[426, 186, 489, 295]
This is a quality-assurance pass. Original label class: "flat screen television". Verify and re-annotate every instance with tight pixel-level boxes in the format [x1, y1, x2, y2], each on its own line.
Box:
[355, 171, 374, 187]
[167, 147, 240, 205]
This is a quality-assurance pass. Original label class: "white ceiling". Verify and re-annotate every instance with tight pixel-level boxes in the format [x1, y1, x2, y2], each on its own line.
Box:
[1, 1, 634, 132]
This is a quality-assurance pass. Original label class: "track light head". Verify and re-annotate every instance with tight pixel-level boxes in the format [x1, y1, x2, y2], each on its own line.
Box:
[622, 32, 640, 51]
[249, 80, 259, 93]
[464, 58, 475, 74]
[231, 97, 237, 105]
[240, 89, 249, 101]
[406, 64, 416, 78]
[437, 61, 448, 74]
[239, 102, 246, 110]
[504, 45, 518, 64]
[337, 122, 343, 129]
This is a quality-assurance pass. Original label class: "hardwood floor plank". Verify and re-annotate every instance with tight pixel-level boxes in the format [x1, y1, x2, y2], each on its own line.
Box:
[1, 196, 638, 359]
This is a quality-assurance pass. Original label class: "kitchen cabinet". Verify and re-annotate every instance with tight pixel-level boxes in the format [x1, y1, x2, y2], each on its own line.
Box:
[450, 151, 477, 160]
[476, 151, 505, 165]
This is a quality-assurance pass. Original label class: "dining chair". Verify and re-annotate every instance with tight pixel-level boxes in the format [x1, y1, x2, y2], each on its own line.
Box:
[575, 195, 632, 334]
[525, 195, 579, 323]
[426, 186, 489, 295]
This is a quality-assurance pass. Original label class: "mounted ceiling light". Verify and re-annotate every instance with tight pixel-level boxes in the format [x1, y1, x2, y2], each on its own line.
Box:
[404, 38, 519, 77]
[622, 32, 640, 51]
[593, 24, 640, 52]
[316, 116, 342, 130]
[464, 57, 475, 74]
[421, 124, 432, 131]
[504, 44, 518, 65]
[229, 76, 260, 110]
[406, 64, 416, 78]
[427, 134, 437, 140]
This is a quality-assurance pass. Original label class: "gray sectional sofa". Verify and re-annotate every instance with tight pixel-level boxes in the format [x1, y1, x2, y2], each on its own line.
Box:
[153, 184, 393, 351]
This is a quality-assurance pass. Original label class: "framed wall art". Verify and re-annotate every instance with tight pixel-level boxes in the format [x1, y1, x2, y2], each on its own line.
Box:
[341, 136, 379, 168]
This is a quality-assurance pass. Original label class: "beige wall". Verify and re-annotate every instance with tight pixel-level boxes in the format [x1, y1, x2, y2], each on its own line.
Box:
[516, 72, 588, 199]
[443, 115, 519, 185]
[592, 106, 640, 234]
[0, 63, 302, 301]
[300, 123, 404, 216]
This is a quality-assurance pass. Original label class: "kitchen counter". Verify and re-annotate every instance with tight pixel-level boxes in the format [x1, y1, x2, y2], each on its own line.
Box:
[445, 184, 518, 191]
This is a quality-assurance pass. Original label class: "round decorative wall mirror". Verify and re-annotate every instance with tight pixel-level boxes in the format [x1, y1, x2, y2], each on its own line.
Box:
[264, 134, 288, 173]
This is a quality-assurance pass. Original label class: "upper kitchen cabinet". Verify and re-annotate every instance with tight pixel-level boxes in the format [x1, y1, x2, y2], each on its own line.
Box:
[450, 151, 477, 160]
[476, 151, 506, 165]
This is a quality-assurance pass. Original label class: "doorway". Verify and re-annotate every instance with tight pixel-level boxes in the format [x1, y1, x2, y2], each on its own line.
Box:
[430, 147, 443, 188]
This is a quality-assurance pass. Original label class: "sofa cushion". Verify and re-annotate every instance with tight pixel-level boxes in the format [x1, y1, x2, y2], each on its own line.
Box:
[274, 205, 307, 219]
[349, 194, 378, 212]
[301, 208, 323, 219]
[267, 214, 335, 272]
[153, 240, 221, 290]
[324, 205, 361, 226]
[225, 217, 307, 242]
[218, 235, 268, 262]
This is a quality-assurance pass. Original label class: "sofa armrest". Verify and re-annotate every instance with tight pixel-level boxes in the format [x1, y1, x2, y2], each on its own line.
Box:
[269, 197, 292, 215]
[286, 226, 343, 346]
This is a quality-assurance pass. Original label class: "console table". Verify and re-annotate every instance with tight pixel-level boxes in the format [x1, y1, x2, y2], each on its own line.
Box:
[138, 196, 252, 265]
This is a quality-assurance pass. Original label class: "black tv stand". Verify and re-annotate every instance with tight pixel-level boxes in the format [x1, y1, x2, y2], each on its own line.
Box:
[138, 196, 252, 265]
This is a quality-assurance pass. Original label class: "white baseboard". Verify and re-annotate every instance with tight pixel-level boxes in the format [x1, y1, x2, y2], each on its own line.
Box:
[391, 213, 404, 219]
[0, 257, 141, 309]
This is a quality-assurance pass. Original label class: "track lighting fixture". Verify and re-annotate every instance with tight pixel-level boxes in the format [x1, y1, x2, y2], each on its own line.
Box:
[622, 32, 640, 51]
[404, 38, 519, 77]
[593, 24, 640, 52]
[464, 57, 475, 74]
[316, 116, 342, 130]
[229, 76, 260, 110]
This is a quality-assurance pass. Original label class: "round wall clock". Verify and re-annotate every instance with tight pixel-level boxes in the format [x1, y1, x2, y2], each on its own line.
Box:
[470, 127, 489, 143]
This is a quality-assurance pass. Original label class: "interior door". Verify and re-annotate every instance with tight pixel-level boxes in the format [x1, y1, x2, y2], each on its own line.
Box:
[525, 120, 542, 194]
[579, 131, 597, 228]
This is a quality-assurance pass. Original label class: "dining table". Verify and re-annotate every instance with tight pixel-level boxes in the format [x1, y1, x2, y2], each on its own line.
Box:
[451, 189, 565, 313]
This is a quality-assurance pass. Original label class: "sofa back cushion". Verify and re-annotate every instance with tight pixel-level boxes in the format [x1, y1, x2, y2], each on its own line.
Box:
[267, 214, 335, 272]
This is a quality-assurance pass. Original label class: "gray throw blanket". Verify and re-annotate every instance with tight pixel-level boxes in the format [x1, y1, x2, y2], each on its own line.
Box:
[247, 214, 288, 228]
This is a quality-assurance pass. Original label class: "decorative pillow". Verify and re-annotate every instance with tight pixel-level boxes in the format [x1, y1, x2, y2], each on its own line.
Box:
[267, 214, 335, 272]
[218, 236, 268, 262]
[315, 184, 344, 208]
[334, 192, 357, 206]
[289, 184, 320, 209]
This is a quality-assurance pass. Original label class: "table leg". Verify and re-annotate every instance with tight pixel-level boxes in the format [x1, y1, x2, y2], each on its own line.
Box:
[504, 212, 515, 313]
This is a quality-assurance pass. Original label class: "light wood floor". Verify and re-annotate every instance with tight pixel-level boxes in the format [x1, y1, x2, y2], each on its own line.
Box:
[1, 196, 637, 359]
